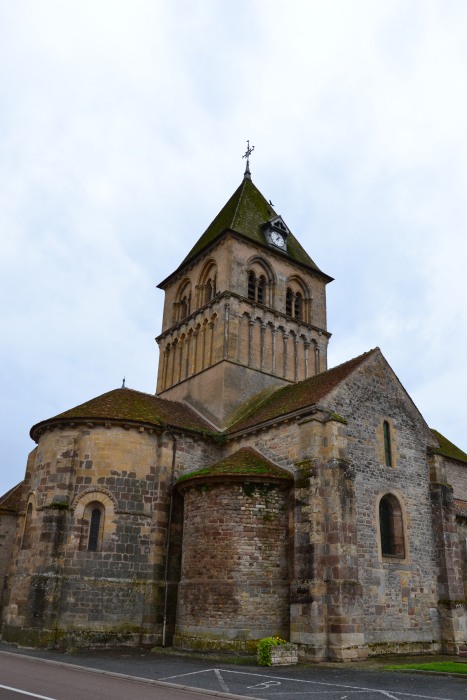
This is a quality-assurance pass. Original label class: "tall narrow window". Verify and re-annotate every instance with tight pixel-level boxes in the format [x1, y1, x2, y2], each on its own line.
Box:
[294, 292, 303, 320]
[379, 494, 405, 558]
[205, 279, 213, 304]
[383, 420, 392, 466]
[247, 271, 256, 300]
[257, 275, 266, 304]
[286, 287, 293, 316]
[21, 503, 33, 550]
[88, 507, 102, 552]
[180, 296, 188, 320]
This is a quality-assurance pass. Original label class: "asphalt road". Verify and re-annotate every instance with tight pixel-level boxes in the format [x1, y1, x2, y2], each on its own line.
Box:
[0, 644, 466, 700]
[0, 652, 232, 700]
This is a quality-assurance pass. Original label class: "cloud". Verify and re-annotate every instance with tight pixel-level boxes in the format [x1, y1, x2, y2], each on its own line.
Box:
[1, 0, 467, 494]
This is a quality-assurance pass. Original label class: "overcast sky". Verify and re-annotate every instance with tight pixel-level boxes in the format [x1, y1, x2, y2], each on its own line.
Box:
[1, 0, 466, 496]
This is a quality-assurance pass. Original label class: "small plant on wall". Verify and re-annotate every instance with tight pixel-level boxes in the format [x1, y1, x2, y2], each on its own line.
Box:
[257, 636, 287, 666]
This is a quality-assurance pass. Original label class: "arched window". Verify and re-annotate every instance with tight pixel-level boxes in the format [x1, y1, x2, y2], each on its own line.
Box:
[80, 501, 105, 552]
[379, 494, 405, 558]
[174, 279, 192, 323]
[21, 503, 33, 550]
[285, 276, 310, 322]
[383, 421, 392, 466]
[88, 508, 102, 551]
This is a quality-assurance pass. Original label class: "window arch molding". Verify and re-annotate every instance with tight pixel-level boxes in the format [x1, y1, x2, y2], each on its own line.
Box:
[197, 259, 218, 307]
[73, 490, 116, 552]
[285, 275, 311, 322]
[245, 255, 276, 307]
[376, 490, 408, 562]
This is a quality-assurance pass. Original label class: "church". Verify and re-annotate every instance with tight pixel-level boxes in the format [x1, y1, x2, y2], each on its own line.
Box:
[1, 153, 466, 661]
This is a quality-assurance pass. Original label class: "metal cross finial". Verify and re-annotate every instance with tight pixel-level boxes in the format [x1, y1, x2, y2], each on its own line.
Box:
[243, 140, 255, 161]
[242, 140, 255, 180]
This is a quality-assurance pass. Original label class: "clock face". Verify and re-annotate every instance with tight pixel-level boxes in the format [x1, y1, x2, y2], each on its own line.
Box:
[271, 231, 285, 248]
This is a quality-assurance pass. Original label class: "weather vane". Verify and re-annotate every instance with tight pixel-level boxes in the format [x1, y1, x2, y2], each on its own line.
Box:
[242, 140, 255, 179]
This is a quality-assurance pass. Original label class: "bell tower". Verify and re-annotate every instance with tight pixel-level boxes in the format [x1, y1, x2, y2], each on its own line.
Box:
[155, 151, 333, 428]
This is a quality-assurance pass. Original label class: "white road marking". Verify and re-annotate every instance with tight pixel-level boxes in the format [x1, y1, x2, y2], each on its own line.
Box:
[247, 680, 281, 689]
[219, 668, 456, 700]
[0, 686, 57, 700]
[159, 667, 217, 680]
[214, 668, 230, 693]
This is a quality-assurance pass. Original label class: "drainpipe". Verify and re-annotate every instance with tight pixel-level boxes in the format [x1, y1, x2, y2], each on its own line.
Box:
[162, 425, 177, 647]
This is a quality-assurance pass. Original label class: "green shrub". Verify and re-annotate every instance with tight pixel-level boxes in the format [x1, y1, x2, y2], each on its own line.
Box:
[257, 636, 286, 666]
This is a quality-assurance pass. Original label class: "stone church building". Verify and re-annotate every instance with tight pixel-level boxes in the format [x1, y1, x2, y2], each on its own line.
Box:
[1, 159, 467, 661]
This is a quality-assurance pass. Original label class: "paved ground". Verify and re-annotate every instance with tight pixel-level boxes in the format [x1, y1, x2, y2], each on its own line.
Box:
[0, 642, 466, 700]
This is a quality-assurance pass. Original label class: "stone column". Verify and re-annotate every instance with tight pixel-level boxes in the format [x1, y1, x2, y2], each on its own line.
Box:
[291, 411, 367, 661]
[429, 452, 467, 652]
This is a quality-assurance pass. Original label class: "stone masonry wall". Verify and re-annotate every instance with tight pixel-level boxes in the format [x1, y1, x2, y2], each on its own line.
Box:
[328, 351, 447, 653]
[445, 460, 467, 501]
[0, 511, 17, 602]
[1, 423, 221, 649]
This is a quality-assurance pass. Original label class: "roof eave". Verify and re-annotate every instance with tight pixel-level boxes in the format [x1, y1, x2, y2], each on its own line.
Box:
[157, 228, 334, 289]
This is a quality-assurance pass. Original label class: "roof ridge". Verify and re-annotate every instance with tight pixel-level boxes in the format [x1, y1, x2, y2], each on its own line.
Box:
[231, 178, 248, 230]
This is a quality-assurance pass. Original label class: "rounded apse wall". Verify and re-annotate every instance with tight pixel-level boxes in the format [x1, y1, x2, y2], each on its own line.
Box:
[174, 476, 292, 653]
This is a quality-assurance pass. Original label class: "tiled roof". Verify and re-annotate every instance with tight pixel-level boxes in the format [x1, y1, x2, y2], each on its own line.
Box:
[176, 447, 293, 484]
[226, 349, 377, 434]
[0, 481, 24, 512]
[161, 177, 329, 282]
[30, 388, 214, 441]
[431, 429, 467, 465]
[454, 499, 467, 518]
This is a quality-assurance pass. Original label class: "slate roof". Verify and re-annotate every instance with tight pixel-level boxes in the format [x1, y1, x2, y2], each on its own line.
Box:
[431, 429, 467, 465]
[30, 387, 214, 441]
[226, 349, 377, 434]
[0, 481, 23, 512]
[159, 177, 331, 285]
[176, 447, 293, 485]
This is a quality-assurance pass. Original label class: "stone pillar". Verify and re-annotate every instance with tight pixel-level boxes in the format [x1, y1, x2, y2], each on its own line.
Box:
[291, 411, 367, 661]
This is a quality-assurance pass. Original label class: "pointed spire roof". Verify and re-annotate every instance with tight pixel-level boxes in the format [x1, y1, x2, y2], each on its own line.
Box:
[159, 177, 332, 286]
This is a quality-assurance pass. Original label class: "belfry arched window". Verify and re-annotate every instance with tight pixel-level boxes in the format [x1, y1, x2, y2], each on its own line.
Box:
[379, 494, 405, 558]
[257, 275, 266, 304]
[294, 291, 303, 320]
[248, 271, 256, 300]
[285, 277, 310, 322]
[174, 279, 192, 323]
[197, 260, 218, 308]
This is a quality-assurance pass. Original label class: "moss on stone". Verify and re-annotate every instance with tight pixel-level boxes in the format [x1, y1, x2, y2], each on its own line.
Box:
[226, 350, 376, 434]
[172, 178, 324, 277]
[431, 429, 467, 465]
[31, 387, 214, 440]
[176, 447, 293, 485]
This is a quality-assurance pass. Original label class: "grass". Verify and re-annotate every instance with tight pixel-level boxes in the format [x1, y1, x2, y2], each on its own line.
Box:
[386, 661, 467, 674]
